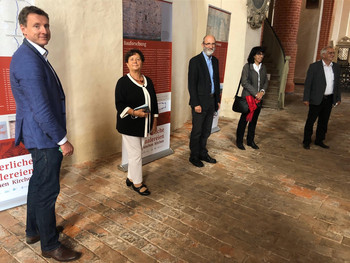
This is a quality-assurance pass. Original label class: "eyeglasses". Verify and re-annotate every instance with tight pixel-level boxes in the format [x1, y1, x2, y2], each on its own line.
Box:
[203, 43, 216, 46]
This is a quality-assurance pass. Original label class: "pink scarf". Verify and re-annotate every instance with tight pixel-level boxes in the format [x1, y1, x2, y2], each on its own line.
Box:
[246, 95, 260, 122]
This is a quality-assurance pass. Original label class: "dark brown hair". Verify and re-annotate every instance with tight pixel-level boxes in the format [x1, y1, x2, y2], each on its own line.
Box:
[124, 49, 145, 63]
[18, 6, 49, 26]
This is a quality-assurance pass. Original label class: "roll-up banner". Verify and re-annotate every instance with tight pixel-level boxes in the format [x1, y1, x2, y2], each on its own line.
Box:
[120, 0, 173, 171]
[207, 5, 231, 133]
[0, 0, 35, 211]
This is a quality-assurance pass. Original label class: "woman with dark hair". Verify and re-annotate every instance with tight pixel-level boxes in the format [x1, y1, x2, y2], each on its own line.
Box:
[115, 49, 158, 195]
[236, 46, 268, 150]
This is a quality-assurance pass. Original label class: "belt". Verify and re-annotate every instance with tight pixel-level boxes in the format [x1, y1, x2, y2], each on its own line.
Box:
[323, 94, 333, 99]
[209, 93, 214, 97]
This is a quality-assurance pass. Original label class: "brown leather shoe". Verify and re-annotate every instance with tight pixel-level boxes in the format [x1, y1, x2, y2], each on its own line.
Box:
[26, 226, 64, 244]
[42, 244, 81, 262]
[26, 235, 40, 244]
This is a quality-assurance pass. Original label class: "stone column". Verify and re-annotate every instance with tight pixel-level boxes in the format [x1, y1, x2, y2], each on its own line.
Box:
[273, 0, 303, 93]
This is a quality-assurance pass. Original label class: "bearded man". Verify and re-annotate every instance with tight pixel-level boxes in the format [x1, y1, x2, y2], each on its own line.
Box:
[187, 35, 221, 167]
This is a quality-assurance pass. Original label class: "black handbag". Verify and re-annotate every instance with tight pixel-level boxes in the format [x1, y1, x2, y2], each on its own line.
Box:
[232, 79, 249, 113]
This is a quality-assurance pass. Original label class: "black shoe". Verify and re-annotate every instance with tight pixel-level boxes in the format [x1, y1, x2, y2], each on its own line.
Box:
[236, 143, 245, 150]
[247, 141, 259, 149]
[199, 154, 216, 163]
[26, 226, 64, 244]
[189, 157, 204, 167]
[42, 244, 81, 262]
[315, 141, 329, 149]
[132, 183, 151, 196]
[303, 143, 310, 149]
[126, 178, 133, 187]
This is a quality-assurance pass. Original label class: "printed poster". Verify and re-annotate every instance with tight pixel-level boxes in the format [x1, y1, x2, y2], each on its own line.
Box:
[206, 5, 231, 132]
[120, 0, 173, 170]
[0, 0, 34, 211]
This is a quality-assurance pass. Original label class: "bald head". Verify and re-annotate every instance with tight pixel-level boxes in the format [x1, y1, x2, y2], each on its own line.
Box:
[202, 35, 216, 57]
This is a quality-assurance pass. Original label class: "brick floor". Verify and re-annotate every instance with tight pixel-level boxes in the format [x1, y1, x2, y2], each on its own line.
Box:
[1, 86, 350, 262]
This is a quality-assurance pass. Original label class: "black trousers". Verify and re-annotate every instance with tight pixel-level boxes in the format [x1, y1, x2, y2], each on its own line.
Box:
[236, 106, 261, 144]
[303, 95, 333, 145]
[27, 148, 63, 251]
[189, 98, 215, 158]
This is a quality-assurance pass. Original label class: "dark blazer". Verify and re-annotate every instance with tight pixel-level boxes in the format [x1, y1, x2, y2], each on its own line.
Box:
[10, 39, 66, 149]
[241, 63, 268, 97]
[303, 60, 341, 105]
[115, 75, 158, 137]
[188, 52, 220, 111]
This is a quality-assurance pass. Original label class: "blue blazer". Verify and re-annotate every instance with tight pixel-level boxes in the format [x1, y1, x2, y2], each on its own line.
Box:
[10, 39, 66, 149]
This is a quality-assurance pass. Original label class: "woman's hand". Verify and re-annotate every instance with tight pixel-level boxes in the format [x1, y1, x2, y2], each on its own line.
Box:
[255, 91, 264, 100]
[151, 118, 158, 135]
[134, 109, 149, 118]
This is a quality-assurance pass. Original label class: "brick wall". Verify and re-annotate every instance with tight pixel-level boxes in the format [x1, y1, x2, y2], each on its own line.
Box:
[273, 0, 303, 93]
[316, 0, 335, 60]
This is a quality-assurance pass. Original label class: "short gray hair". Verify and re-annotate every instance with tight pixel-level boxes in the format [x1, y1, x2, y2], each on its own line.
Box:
[320, 46, 333, 56]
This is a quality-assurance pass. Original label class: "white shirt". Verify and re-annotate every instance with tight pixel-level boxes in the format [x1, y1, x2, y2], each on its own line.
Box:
[26, 39, 67, 145]
[253, 63, 262, 91]
[322, 60, 334, 95]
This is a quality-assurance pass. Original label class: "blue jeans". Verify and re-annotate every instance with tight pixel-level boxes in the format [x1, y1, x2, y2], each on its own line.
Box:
[27, 148, 63, 251]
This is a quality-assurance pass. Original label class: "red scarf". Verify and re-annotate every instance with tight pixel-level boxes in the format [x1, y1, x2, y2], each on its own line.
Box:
[246, 95, 260, 122]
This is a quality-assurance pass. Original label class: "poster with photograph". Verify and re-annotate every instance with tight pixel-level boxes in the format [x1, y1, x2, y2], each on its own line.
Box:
[120, 0, 173, 170]
[206, 5, 231, 132]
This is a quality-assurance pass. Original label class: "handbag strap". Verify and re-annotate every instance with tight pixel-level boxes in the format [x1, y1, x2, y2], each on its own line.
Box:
[235, 78, 242, 96]
[236, 64, 252, 96]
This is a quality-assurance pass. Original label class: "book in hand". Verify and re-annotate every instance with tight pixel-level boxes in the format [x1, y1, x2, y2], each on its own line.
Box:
[134, 104, 150, 113]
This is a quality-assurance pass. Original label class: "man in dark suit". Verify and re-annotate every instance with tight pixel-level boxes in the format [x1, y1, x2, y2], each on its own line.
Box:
[303, 46, 341, 149]
[188, 35, 220, 167]
[10, 6, 81, 261]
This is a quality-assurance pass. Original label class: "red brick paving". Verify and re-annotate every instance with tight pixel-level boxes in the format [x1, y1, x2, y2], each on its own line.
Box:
[1, 87, 350, 262]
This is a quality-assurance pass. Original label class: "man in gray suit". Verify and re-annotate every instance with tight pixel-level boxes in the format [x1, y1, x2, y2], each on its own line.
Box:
[303, 46, 341, 149]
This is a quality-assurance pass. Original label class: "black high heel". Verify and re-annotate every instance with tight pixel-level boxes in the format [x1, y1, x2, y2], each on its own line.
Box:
[132, 184, 151, 196]
[126, 178, 133, 187]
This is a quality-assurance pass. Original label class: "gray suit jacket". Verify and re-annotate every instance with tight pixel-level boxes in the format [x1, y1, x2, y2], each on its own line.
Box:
[241, 63, 268, 98]
[303, 60, 341, 105]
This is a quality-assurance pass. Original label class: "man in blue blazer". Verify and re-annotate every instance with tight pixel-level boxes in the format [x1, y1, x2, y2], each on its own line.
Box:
[188, 35, 221, 167]
[10, 6, 80, 261]
[303, 46, 341, 149]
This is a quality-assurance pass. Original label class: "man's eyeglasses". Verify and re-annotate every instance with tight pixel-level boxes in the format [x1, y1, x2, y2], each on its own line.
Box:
[203, 43, 216, 46]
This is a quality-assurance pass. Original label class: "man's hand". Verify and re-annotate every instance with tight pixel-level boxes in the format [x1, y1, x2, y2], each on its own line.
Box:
[303, 101, 309, 106]
[60, 141, 74, 156]
[194, 105, 202, 113]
